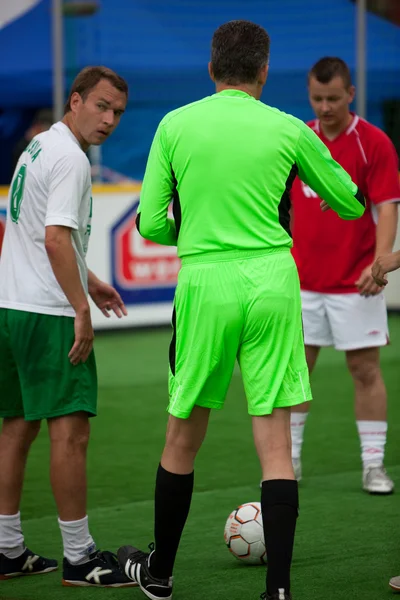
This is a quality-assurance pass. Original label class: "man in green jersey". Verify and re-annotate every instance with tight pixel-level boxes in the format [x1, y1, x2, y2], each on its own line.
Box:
[118, 20, 365, 600]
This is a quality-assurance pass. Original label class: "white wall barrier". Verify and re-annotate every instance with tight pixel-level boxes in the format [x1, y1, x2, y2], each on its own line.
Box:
[0, 185, 399, 331]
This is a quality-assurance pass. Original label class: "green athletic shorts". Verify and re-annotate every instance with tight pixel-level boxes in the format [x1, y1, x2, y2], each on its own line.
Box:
[0, 308, 97, 421]
[168, 248, 312, 419]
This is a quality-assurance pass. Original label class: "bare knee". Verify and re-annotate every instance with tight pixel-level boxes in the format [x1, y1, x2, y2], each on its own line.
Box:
[48, 412, 90, 449]
[164, 410, 209, 457]
[165, 430, 201, 457]
[1, 418, 41, 450]
[347, 350, 382, 388]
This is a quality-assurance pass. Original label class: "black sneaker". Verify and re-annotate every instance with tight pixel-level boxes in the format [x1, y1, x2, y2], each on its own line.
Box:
[260, 591, 292, 600]
[62, 550, 137, 587]
[118, 543, 173, 599]
[0, 547, 58, 579]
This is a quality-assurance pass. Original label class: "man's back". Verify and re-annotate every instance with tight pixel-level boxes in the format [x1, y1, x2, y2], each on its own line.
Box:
[139, 90, 365, 258]
[291, 115, 400, 293]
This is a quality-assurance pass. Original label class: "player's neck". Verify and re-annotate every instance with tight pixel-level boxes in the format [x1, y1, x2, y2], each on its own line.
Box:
[320, 112, 354, 141]
[61, 114, 90, 152]
[215, 83, 262, 100]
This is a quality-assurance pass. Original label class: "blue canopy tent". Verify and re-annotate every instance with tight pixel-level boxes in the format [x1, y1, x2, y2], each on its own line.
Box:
[0, 0, 399, 183]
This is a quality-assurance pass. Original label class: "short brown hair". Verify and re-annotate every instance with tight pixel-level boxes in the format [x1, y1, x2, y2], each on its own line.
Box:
[211, 20, 270, 85]
[64, 66, 128, 114]
[308, 57, 352, 88]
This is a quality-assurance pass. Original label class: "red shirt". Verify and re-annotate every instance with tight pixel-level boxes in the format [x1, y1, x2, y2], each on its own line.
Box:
[291, 114, 400, 293]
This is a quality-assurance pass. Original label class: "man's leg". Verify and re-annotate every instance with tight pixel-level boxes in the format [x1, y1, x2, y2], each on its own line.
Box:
[119, 258, 242, 596]
[151, 407, 210, 579]
[48, 413, 96, 564]
[239, 253, 313, 598]
[346, 347, 393, 493]
[118, 407, 210, 598]
[0, 309, 59, 579]
[290, 345, 320, 473]
[49, 411, 135, 587]
[0, 418, 40, 558]
[290, 291, 332, 476]
[253, 408, 298, 598]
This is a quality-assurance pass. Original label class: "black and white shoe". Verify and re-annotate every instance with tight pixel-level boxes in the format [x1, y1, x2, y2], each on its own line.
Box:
[62, 550, 137, 587]
[118, 543, 173, 599]
[261, 590, 292, 600]
[0, 547, 58, 579]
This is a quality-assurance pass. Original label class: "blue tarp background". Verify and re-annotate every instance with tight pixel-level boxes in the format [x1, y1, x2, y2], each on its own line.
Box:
[0, 0, 399, 183]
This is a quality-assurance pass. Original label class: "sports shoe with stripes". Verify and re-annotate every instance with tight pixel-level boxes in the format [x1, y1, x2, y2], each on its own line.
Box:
[62, 550, 137, 587]
[0, 547, 58, 579]
[118, 543, 173, 599]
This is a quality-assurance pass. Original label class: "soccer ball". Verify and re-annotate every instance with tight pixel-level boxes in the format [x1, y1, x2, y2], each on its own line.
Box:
[224, 502, 266, 565]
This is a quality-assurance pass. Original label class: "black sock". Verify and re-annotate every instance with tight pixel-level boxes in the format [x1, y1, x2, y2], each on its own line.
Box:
[151, 464, 194, 580]
[261, 479, 299, 595]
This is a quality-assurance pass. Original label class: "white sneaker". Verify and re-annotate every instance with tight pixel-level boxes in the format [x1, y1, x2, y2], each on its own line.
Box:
[389, 574, 400, 592]
[292, 458, 302, 482]
[362, 464, 394, 495]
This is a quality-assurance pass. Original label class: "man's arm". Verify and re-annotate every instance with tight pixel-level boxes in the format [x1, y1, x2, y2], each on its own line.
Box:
[294, 123, 365, 219]
[45, 150, 93, 364]
[356, 130, 400, 295]
[46, 226, 90, 315]
[45, 226, 93, 365]
[374, 203, 398, 259]
[137, 121, 177, 246]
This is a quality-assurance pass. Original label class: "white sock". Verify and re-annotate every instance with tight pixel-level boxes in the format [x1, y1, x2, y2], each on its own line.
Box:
[0, 512, 25, 559]
[356, 420, 387, 469]
[58, 516, 96, 565]
[290, 412, 308, 460]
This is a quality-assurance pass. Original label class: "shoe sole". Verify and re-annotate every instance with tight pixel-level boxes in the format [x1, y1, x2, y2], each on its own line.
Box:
[0, 566, 58, 580]
[363, 487, 394, 495]
[62, 579, 137, 587]
[389, 582, 400, 592]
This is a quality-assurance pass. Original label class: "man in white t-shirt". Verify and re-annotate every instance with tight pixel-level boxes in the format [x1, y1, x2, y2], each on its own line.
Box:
[0, 66, 135, 588]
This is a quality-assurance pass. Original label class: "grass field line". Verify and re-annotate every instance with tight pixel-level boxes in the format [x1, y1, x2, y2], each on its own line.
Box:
[22, 463, 400, 525]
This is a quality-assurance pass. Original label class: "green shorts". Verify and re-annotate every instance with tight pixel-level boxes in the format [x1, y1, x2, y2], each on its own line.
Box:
[168, 248, 312, 419]
[0, 308, 97, 421]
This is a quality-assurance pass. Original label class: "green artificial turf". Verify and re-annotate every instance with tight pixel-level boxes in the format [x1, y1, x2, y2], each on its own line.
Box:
[2, 316, 399, 600]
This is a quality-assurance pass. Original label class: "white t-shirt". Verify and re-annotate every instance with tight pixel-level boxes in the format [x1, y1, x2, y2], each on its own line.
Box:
[0, 122, 92, 317]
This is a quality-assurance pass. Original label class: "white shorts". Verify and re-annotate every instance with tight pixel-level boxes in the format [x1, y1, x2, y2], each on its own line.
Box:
[301, 291, 389, 351]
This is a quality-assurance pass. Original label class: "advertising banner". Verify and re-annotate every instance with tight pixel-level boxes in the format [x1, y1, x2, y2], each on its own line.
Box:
[0, 185, 399, 331]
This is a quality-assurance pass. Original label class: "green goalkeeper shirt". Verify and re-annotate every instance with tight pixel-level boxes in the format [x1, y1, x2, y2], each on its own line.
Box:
[137, 89, 365, 257]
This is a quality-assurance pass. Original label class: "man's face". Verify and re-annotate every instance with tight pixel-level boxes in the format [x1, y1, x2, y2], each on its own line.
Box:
[308, 75, 355, 129]
[71, 79, 127, 147]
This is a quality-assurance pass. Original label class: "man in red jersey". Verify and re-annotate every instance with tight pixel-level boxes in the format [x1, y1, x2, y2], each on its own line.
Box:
[290, 57, 399, 494]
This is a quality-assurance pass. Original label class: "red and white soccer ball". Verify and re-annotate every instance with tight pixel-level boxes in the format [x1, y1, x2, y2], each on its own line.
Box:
[224, 502, 266, 565]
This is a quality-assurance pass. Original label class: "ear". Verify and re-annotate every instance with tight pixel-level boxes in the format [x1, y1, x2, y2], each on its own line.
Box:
[348, 85, 356, 104]
[258, 63, 269, 86]
[208, 62, 215, 82]
[70, 91, 82, 114]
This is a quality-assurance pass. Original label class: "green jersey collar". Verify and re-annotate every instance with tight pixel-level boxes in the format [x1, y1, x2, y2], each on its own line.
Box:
[214, 89, 255, 100]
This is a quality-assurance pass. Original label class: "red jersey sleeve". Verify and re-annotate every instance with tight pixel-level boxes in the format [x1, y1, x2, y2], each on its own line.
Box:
[365, 130, 400, 205]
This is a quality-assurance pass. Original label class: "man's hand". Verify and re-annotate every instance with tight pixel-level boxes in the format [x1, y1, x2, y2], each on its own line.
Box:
[355, 264, 385, 297]
[89, 279, 128, 319]
[372, 252, 400, 287]
[69, 308, 94, 365]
